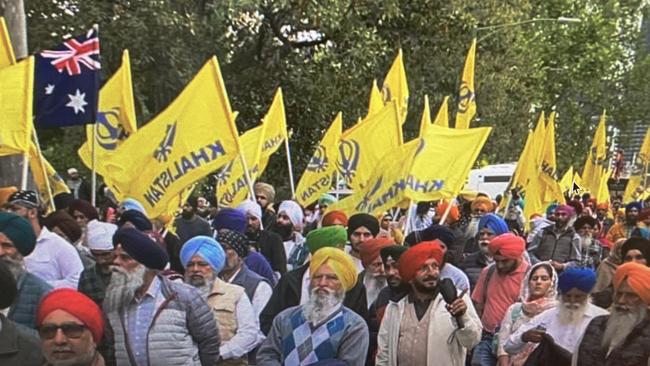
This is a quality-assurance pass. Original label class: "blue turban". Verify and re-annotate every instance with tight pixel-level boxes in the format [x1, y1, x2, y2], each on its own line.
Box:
[121, 198, 146, 214]
[546, 203, 558, 217]
[245, 252, 276, 286]
[118, 210, 152, 232]
[212, 208, 247, 234]
[558, 268, 597, 294]
[626, 201, 643, 213]
[180, 236, 225, 273]
[478, 214, 509, 236]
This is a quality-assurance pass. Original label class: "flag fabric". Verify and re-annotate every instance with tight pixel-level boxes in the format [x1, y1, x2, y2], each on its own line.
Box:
[381, 49, 409, 124]
[366, 80, 384, 119]
[597, 169, 612, 204]
[510, 131, 534, 191]
[78, 50, 137, 175]
[581, 110, 607, 196]
[559, 166, 574, 194]
[0, 17, 15, 68]
[539, 112, 565, 204]
[103, 57, 241, 217]
[532, 111, 546, 164]
[0, 57, 34, 156]
[295, 113, 343, 207]
[34, 28, 100, 128]
[337, 101, 403, 190]
[29, 142, 70, 208]
[455, 39, 477, 129]
[433, 96, 450, 128]
[623, 126, 650, 202]
[215, 123, 266, 208]
[418, 95, 432, 137]
[328, 124, 491, 216]
[256, 88, 289, 176]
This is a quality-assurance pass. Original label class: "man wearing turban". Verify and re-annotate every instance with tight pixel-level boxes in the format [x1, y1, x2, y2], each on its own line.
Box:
[104, 227, 221, 366]
[257, 248, 369, 366]
[607, 201, 642, 243]
[471, 233, 529, 366]
[271, 200, 309, 272]
[506, 268, 608, 362]
[595, 202, 615, 237]
[0, 212, 53, 331]
[575, 262, 650, 365]
[574, 215, 606, 270]
[347, 213, 381, 273]
[254, 181, 277, 228]
[176, 196, 213, 245]
[376, 241, 482, 366]
[237, 199, 287, 276]
[78, 219, 117, 306]
[260, 226, 369, 335]
[37, 288, 105, 366]
[528, 204, 582, 272]
[460, 213, 509, 290]
[359, 237, 394, 308]
[181, 236, 261, 365]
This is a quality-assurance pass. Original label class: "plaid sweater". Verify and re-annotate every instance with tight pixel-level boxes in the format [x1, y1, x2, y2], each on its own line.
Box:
[78, 264, 111, 306]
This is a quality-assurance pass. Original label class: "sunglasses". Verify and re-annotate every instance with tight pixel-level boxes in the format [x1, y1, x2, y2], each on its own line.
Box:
[39, 323, 86, 339]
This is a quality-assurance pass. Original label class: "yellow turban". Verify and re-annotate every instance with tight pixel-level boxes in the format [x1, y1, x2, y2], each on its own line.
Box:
[310, 247, 358, 291]
[614, 262, 650, 305]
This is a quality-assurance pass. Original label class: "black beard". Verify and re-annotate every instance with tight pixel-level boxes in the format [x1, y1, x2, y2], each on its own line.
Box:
[626, 217, 638, 226]
[181, 210, 194, 219]
[271, 223, 293, 241]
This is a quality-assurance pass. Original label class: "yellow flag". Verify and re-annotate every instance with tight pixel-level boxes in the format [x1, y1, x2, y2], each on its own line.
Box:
[0, 57, 34, 156]
[623, 126, 650, 202]
[366, 80, 384, 119]
[28, 143, 70, 208]
[510, 131, 535, 191]
[523, 174, 544, 223]
[103, 57, 241, 217]
[295, 113, 343, 207]
[539, 111, 564, 204]
[581, 110, 607, 195]
[433, 96, 450, 128]
[455, 39, 477, 129]
[559, 166, 574, 194]
[381, 49, 409, 124]
[338, 101, 403, 190]
[597, 169, 612, 204]
[257, 87, 289, 175]
[418, 95, 432, 136]
[532, 111, 546, 164]
[0, 17, 16, 68]
[78, 50, 138, 175]
[216, 123, 267, 208]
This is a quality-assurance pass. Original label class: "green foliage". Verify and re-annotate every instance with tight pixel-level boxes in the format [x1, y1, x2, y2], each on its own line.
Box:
[24, 0, 647, 200]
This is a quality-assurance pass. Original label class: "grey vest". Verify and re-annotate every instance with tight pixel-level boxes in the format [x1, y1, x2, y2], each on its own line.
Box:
[533, 227, 578, 263]
[232, 265, 270, 301]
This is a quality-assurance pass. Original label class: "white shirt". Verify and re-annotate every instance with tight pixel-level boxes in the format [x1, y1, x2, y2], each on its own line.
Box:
[225, 268, 272, 318]
[344, 245, 365, 274]
[24, 227, 84, 289]
[300, 268, 311, 305]
[220, 293, 264, 359]
[505, 303, 609, 355]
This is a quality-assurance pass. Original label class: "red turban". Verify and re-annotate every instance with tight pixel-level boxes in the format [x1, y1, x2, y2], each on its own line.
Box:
[596, 202, 609, 211]
[322, 210, 348, 227]
[614, 262, 650, 305]
[436, 201, 460, 224]
[359, 237, 395, 267]
[398, 240, 445, 283]
[488, 233, 525, 259]
[37, 289, 104, 343]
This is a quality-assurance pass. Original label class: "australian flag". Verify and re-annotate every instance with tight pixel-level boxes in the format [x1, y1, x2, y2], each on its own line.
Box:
[34, 28, 100, 128]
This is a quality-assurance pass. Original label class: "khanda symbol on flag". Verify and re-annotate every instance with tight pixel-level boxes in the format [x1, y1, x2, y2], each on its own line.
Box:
[356, 175, 384, 212]
[457, 82, 475, 113]
[337, 139, 360, 183]
[306, 146, 329, 173]
[95, 108, 128, 150]
[214, 160, 234, 186]
[154, 123, 177, 163]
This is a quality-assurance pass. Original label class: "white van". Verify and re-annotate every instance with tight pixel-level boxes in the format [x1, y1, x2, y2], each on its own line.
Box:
[465, 163, 517, 198]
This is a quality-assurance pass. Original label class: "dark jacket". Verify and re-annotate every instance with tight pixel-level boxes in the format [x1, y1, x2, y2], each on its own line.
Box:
[250, 229, 287, 275]
[8, 272, 52, 330]
[232, 264, 271, 302]
[458, 251, 490, 291]
[260, 263, 368, 335]
[175, 215, 213, 244]
[529, 225, 580, 264]
[163, 230, 184, 274]
[78, 264, 111, 306]
[577, 313, 650, 366]
[0, 315, 43, 366]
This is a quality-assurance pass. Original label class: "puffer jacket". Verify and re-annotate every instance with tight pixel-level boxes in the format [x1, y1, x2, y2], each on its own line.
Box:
[107, 275, 220, 366]
[8, 272, 52, 330]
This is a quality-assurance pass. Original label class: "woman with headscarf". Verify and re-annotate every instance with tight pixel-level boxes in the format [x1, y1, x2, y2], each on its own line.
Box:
[497, 262, 558, 366]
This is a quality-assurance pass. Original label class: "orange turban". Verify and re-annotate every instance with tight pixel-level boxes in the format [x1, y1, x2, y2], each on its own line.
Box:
[488, 233, 525, 259]
[471, 196, 494, 213]
[614, 262, 650, 305]
[359, 237, 395, 267]
[398, 240, 445, 283]
[596, 202, 609, 211]
[322, 210, 348, 227]
[0, 186, 18, 206]
[436, 201, 460, 224]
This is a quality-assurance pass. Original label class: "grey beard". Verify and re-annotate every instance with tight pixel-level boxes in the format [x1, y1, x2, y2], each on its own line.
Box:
[364, 273, 387, 306]
[186, 274, 216, 298]
[558, 298, 589, 324]
[0, 256, 24, 279]
[103, 265, 146, 313]
[465, 218, 480, 238]
[602, 306, 647, 350]
[303, 287, 345, 325]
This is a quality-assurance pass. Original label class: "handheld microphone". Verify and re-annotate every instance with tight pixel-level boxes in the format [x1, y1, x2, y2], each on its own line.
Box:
[439, 278, 464, 329]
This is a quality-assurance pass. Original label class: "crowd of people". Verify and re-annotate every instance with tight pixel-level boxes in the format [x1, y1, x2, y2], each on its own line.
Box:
[1, 173, 650, 366]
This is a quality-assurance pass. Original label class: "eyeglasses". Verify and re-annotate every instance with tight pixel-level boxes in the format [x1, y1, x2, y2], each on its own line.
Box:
[39, 323, 86, 339]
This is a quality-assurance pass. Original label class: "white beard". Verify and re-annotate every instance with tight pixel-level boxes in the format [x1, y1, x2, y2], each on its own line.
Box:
[103, 265, 146, 313]
[558, 298, 590, 325]
[602, 306, 647, 350]
[580, 235, 593, 251]
[364, 273, 387, 307]
[185, 273, 216, 298]
[303, 287, 344, 325]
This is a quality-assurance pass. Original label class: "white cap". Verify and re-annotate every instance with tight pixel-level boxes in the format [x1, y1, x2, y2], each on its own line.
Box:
[67, 168, 78, 175]
[86, 219, 117, 251]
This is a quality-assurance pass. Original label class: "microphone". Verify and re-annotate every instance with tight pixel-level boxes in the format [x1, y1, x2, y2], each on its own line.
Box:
[439, 278, 464, 329]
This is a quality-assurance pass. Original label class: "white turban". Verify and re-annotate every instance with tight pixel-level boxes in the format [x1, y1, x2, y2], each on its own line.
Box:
[237, 199, 262, 221]
[86, 219, 117, 251]
[278, 200, 304, 229]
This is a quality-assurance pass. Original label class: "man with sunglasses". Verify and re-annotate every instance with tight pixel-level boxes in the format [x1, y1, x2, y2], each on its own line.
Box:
[37, 288, 105, 366]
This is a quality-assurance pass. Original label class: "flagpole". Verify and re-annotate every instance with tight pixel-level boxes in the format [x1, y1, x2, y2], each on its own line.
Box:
[439, 198, 455, 226]
[91, 123, 97, 207]
[284, 134, 296, 199]
[334, 170, 340, 200]
[32, 128, 55, 211]
[403, 200, 414, 236]
[20, 152, 29, 190]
